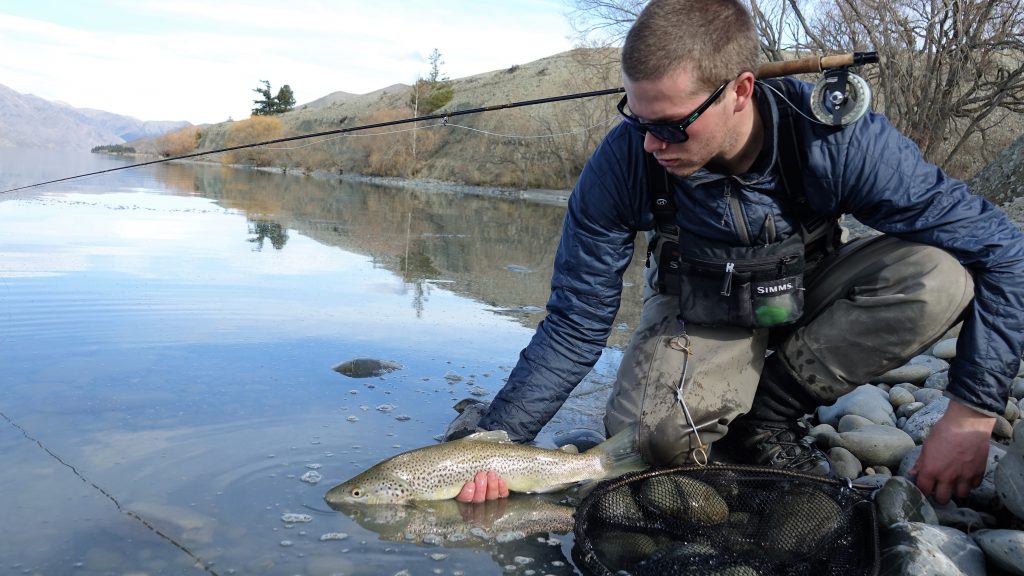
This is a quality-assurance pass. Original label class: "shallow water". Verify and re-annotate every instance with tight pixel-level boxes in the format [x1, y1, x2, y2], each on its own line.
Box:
[0, 150, 646, 575]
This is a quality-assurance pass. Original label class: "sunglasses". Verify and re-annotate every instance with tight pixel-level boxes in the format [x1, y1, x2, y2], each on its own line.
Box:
[617, 79, 730, 144]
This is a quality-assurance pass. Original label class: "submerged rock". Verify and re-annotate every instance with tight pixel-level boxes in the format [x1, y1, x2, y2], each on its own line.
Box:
[332, 357, 402, 378]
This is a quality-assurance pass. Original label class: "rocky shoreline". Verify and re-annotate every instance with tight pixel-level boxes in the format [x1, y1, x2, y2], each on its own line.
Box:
[804, 329, 1024, 575]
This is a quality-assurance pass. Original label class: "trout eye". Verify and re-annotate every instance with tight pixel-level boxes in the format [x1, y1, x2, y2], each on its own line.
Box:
[351, 488, 364, 498]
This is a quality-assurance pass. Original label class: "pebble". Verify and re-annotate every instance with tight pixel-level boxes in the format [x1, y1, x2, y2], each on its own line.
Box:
[996, 421, 1024, 520]
[1006, 399, 1020, 422]
[922, 370, 949, 390]
[873, 363, 933, 385]
[888, 386, 916, 408]
[827, 446, 862, 479]
[896, 401, 925, 419]
[911, 387, 944, 405]
[931, 338, 958, 359]
[971, 529, 1024, 575]
[818, 384, 896, 427]
[873, 477, 938, 527]
[900, 396, 949, 444]
[995, 415, 1014, 439]
[880, 522, 986, 576]
[783, 342, 1024, 574]
[832, 423, 916, 469]
[1012, 376, 1024, 400]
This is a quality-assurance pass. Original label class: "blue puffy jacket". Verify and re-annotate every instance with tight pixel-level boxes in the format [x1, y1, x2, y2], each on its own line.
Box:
[480, 77, 1024, 442]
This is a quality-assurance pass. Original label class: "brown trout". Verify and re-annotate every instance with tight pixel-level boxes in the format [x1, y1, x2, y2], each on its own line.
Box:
[325, 427, 644, 505]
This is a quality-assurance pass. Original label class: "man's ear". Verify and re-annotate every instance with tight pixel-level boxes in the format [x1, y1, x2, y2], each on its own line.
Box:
[732, 71, 757, 112]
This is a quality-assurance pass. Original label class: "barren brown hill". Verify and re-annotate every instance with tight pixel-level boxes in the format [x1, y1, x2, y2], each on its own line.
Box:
[128, 47, 1022, 195]
[131, 48, 622, 191]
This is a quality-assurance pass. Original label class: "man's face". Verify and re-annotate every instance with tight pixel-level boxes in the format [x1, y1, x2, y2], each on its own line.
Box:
[621, 67, 733, 177]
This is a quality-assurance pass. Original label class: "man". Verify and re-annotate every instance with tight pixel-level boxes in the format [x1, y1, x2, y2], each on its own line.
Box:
[452, 0, 1024, 505]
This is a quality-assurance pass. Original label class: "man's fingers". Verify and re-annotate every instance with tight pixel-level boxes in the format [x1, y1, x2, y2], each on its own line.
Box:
[455, 479, 476, 503]
[456, 471, 509, 503]
[471, 471, 489, 503]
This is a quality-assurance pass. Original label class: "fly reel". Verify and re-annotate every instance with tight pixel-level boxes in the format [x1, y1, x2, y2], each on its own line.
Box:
[810, 67, 872, 126]
[757, 51, 880, 127]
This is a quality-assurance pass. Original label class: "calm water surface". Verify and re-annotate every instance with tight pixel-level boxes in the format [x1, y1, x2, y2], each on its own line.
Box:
[0, 150, 646, 575]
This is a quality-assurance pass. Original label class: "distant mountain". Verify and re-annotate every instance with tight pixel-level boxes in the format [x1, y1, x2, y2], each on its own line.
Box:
[299, 83, 409, 111]
[0, 83, 191, 150]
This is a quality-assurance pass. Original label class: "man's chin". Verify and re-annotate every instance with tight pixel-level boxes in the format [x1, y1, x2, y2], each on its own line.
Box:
[663, 163, 701, 178]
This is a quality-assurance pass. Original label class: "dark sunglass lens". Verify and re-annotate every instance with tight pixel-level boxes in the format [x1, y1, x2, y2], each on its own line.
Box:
[648, 125, 688, 144]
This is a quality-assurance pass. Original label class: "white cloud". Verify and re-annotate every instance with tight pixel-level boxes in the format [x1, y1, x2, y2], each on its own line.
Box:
[0, 1, 576, 124]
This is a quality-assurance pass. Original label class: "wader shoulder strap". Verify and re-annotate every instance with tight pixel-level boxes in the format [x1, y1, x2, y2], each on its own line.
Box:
[645, 153, 682, 294]
[762, 79, 840, 256]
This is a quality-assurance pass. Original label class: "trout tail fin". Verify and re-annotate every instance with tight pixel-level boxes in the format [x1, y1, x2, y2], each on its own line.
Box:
[584, 424, 647, 480]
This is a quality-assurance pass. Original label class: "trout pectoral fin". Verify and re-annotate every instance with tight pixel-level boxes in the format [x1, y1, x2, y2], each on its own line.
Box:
[461, 430, 512, 444]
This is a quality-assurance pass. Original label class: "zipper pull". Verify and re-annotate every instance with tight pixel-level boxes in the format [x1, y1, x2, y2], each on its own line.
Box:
[721, 262, 735, 296]
[721, 188, 731, 225]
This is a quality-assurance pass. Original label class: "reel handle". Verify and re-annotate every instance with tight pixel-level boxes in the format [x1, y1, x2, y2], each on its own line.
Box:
[757, 51, 878, 79]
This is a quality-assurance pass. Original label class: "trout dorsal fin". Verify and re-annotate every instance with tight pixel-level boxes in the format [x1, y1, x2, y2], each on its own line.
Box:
[462, 430, 512, 444]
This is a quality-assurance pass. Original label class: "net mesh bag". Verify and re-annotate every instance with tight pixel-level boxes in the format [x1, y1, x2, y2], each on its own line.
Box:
[573, 464, 878, 576]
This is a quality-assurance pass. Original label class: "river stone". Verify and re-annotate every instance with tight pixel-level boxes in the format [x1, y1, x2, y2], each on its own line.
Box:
[827, 446, 862, 479]
[874, 476, 939, 527]
[880, 522, 985, 576]
[1006, 399, 1020, 422]
[897, 401, 925, 419]
[809, 423, 839, 448]
[889, 386, 916, 408]
[1013, 376, 1024, 400]
[971, 529, 1024, 575]
[912, 387, 944, 405]
[874, 363, 934, 385]
[332, 358, 402, 378]
[818, 384, 897, 427]
[854, 473, 893, 489]
[931, 338, 958, 360]
[910, 354, 950, 373]
[995, 421, 1024, 520]
[836, 413, 876, 433]
[901, 396, 949, 444]
[933, 503, 990, 532]
[833, 424, 916, 469]
[923, 370, 949, 391]
[994, 415, 1014, 439]
[893, 382, 921, 394]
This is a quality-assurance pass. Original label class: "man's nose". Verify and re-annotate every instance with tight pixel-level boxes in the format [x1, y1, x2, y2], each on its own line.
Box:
[643, 131, 668, 153]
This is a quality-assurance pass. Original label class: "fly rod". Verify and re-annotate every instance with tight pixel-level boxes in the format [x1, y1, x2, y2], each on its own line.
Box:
[1, 52, 877, 195]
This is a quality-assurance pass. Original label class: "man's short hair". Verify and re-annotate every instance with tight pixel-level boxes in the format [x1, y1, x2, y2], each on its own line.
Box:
[622, 0, 760, 92]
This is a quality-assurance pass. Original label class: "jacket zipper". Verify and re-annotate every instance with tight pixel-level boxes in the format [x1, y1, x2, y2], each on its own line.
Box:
[723, 182, 751, 246]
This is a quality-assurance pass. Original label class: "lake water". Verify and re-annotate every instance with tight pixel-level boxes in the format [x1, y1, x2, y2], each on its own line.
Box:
[0, 150, 646, 575]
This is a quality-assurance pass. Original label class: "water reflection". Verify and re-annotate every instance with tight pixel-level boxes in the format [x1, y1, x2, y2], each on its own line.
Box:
[0, 151, 646, 575]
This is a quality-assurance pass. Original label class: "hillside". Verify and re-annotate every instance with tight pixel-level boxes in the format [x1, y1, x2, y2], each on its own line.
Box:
[124, 47, 1023, 195]
[130, 48, 623, 191]
[970, 133, 1024, 209]
[0, 83, 191, 150]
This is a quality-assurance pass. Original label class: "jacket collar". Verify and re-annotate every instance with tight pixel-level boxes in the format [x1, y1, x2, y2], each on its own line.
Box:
[683, 82, 782, 188]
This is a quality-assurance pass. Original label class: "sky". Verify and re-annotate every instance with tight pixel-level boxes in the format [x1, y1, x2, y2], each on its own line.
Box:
[0, 0, 578, 125]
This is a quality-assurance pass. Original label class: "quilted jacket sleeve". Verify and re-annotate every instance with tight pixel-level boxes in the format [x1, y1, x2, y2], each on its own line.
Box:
[798, 82, 1024, 415]
[478, 126, 646, 442]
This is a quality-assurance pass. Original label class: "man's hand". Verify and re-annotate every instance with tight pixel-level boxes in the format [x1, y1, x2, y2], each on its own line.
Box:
[909, 399, 996, 504]
[455, 471, 509, 503]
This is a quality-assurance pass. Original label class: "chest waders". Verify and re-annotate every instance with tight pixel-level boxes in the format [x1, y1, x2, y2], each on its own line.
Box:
[626, 80, 843, 467]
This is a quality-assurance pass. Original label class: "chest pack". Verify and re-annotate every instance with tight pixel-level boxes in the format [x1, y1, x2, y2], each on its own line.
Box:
[648, 79, 841, 328]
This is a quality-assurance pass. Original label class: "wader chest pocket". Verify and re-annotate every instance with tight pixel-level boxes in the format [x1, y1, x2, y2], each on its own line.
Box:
[677, 234, 806, 328]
